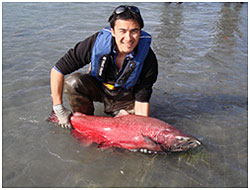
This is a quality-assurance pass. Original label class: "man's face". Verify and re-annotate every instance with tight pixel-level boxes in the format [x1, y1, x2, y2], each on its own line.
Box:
[111, 19, 141, 55]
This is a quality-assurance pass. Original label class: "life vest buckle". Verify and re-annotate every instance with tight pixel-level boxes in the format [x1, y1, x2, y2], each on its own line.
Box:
[103, 83, 115, 90]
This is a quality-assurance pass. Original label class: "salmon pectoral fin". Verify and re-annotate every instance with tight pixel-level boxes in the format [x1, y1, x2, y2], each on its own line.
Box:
[71, 130, 94, 147]
[142, 135, 158, 147]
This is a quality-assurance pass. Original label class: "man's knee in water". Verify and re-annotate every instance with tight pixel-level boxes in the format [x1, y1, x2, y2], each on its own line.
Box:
[64, 73, 95, 115]
[64, 73, 83, 92]
[64, 73, 102, 101]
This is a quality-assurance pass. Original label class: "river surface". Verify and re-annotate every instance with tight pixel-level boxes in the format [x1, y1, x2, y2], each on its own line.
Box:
[2, 2, 248, 188]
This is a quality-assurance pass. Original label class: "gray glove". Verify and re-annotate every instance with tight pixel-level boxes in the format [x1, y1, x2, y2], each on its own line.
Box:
[53, 104, 72, 129]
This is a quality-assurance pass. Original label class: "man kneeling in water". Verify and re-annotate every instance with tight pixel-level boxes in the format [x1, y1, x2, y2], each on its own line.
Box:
[50, 5, 158, 128]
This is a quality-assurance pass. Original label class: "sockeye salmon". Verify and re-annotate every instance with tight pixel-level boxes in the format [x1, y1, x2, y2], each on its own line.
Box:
[47, 111, 201, 153]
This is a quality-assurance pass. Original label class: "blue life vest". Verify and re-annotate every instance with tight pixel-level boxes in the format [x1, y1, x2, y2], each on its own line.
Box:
[90, 26, 151, 90]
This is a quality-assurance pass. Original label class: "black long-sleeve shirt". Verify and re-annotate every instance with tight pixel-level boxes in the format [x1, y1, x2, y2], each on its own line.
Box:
[55, 31, 158, 102]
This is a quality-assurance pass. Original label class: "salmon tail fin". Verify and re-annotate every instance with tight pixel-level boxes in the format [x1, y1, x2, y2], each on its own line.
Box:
[47, 111, 86, 123]
[46, 110, 59, 123]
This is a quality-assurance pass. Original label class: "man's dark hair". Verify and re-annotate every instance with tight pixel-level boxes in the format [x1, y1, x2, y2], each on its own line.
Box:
[108, 6, 144, 29]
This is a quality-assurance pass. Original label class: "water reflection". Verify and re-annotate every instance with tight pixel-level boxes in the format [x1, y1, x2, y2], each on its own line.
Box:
[204, 2, 247, 97]
[213, 3, 243, 51]
[155, 3, 184, 65]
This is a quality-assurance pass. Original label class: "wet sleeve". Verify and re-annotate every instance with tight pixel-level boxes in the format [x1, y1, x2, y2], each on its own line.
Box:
[54, 32, 99, 75]
[134, 48, 158, 102]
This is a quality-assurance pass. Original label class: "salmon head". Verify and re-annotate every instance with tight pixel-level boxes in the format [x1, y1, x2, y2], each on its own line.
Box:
[152, 129, 202, 152]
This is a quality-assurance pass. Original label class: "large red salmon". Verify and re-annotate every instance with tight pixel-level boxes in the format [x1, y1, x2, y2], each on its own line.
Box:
[47, 111, 201, 153]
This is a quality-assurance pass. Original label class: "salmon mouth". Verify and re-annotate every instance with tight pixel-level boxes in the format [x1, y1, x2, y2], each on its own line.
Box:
[169, 137, 202, 152]
[157, 132, 202, 152]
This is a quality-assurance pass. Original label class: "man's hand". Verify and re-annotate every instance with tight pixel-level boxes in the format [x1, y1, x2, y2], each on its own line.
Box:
[115, 109, 130, 117]
[134, 101, 149, 116]
[53, 104, 72, 129]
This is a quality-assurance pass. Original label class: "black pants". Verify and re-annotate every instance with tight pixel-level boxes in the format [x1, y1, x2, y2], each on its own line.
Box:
[64, 73, 135, 115]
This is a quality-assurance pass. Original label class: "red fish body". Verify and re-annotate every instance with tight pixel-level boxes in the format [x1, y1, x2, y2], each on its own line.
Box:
[48, 111, 201, 153]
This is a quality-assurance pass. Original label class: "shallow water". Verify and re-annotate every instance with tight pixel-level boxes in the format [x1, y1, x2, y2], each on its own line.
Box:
[2, 2, 248, 188]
